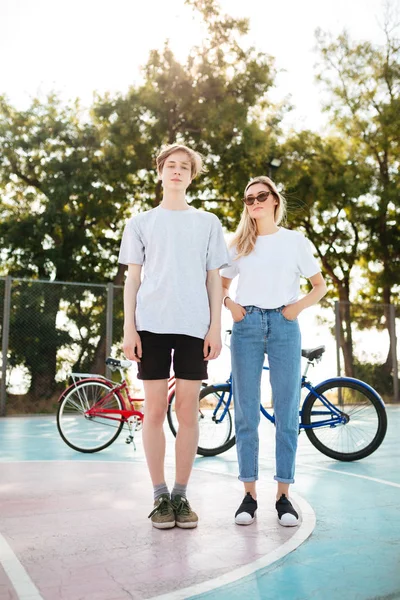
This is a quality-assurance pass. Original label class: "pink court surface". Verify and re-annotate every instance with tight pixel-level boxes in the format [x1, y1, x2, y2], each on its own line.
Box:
[0, 458, 314, 600]
[1, 409, 399, 600]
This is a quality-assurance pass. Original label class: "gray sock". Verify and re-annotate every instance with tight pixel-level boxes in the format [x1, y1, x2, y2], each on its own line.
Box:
[171, 482, 187, 500]
[154, 483, 169, 501]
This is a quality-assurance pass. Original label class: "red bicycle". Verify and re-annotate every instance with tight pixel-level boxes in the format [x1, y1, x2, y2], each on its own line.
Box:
[57, 357, 224, 454]
[57, 357, 176, 453]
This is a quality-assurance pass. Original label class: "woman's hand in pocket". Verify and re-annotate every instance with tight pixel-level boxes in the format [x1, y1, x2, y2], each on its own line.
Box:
[282, 303, 301, 321]
[226, 299, 247, 323]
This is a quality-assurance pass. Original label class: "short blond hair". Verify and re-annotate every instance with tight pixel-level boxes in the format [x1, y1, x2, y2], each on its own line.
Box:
[156, 144, 204, 179]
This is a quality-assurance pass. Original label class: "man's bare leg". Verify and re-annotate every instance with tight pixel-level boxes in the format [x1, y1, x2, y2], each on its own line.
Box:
[174, 378, 202, 485]
[170, 378, 202, 528]
[142, 379, 168, 486]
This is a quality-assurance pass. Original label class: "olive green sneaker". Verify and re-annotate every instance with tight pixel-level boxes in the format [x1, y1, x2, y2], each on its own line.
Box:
[172, 494, 198, 529]
[148, 493, 175, 529]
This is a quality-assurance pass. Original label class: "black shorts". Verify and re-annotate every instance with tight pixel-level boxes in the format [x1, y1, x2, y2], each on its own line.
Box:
[137, 331, 208, 381]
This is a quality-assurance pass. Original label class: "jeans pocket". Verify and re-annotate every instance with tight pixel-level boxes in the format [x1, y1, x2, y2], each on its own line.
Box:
[234, 311, 248, 324]
[281, 310, 297, 323]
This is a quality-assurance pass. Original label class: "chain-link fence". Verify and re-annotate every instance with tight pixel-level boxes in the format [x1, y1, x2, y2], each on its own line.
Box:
[0, 277, 123, 415]
[0, 278, 399, 415]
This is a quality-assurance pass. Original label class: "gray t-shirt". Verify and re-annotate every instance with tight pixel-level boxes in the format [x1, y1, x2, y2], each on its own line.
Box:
[118, 205, 230, 339]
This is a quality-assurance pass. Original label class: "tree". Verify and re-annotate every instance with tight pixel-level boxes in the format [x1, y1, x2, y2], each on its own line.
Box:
[280, 131, 373, 375]
[93, 0, 285, 223]
[315, 13, 400, 374]
[0, 0, 286, 405]
[0, 94, 147, 399]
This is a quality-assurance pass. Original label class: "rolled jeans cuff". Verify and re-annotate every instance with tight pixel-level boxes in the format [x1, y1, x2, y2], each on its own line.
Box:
[238, 476, 259, 482]
[274, 476, 295, 484]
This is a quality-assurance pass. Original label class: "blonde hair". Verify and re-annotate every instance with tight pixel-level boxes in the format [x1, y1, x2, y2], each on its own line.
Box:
[156, 144, 204, 179]
[231, 176, 287, 259]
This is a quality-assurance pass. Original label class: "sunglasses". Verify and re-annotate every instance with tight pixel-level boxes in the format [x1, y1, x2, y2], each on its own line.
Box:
[242, 190, 273, 206]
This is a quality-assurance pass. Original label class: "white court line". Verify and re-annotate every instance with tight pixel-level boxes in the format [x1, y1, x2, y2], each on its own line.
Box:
[0, 533, 43, 600]
[0, 460, 315, 600]
[150, 490, 315, 600]
[297, 462, 400, 489]
[3, 458, 400, 489]
[160, 459, 400, 600]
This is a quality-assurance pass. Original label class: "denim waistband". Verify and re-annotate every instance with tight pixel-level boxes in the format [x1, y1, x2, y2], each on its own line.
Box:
[243, 305, 285, 313]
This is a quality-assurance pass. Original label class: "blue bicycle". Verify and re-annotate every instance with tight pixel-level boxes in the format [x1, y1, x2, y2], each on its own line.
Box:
[167, 343, 387, 461]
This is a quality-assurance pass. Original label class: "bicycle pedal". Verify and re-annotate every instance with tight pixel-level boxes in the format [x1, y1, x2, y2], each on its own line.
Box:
[125, 436, 134, 444]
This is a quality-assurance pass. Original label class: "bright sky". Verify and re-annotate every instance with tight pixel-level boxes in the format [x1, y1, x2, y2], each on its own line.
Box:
[1, 0, 391, 131]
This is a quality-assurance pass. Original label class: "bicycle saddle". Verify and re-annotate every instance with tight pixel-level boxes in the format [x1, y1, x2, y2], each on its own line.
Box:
[105, 357, 133, 369]
[301, 346, 325, 361]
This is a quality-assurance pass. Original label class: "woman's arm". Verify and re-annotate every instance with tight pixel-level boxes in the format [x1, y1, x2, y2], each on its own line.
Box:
[204, 269, 223, 360]
[221, 276, 247, 322]
[123, 264, 143, 362]
[282, 272, 328, 321]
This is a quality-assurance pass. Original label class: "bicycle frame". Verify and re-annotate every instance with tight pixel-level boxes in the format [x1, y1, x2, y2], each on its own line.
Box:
[59, 374, 177, 424]
[86, 380, 143, 422]
[301, 376, 386, 429]
[207, 365, 376, 431]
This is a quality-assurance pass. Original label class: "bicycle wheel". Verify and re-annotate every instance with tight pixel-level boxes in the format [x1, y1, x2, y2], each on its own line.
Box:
[57, 379, 124, 453]
[167, 383, 236, 456]
[302, 378, 387, 461]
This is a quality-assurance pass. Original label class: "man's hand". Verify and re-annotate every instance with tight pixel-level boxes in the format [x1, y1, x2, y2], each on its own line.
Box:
[281, 303, 301, 321]
[203, 327, 222, 361]
[123, 328, 142, 362]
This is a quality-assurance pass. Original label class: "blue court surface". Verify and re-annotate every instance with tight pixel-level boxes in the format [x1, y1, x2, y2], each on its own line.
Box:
[0, 406, 399, 600]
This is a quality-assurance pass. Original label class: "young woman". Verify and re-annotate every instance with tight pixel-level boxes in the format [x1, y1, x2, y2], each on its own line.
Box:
[221, 176, 327, 527]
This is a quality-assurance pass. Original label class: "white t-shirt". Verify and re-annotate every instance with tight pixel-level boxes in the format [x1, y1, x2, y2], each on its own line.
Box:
[220, 228, 320, 309]
[118, 205, 230, 339]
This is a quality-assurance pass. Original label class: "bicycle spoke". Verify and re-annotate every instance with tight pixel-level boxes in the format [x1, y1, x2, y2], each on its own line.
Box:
[303, 380, 386, 460]
[169, 386, 233, 453]
[57, 380, 124, 452]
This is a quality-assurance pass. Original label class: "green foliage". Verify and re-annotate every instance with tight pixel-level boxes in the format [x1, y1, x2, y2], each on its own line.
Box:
[309, 16, 400, 374]
[315, 22, 400, 308]
[0, 94, 138, 398]
[0, 0, 283, 402]
[0, 94, 136, 282]
[352, 359, 394, 400]
[92, 0, 282, 222]
[1, 0, 399, 402]
[281, 131, 373, 288]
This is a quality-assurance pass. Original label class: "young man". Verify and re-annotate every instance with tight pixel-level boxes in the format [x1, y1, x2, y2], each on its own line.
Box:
[119, 144, 229, 529]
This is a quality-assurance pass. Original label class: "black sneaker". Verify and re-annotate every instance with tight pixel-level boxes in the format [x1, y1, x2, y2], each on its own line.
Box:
[235, 492, 258, 525]
[276, 494, 299, 527]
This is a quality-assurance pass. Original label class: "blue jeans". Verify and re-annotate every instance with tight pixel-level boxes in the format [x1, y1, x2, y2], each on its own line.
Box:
[231, 306, 301, 484]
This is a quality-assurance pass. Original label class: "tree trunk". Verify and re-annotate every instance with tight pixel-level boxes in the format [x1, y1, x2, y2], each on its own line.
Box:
[89, 264, 127, 375]
[153, 179, 162, 207]
[382, 285, 394, 375]
[90, 336, 107, 376]
[28, 285, 61, 400]
[338, 286, 354, 377]
[376, 171, 392, 374]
